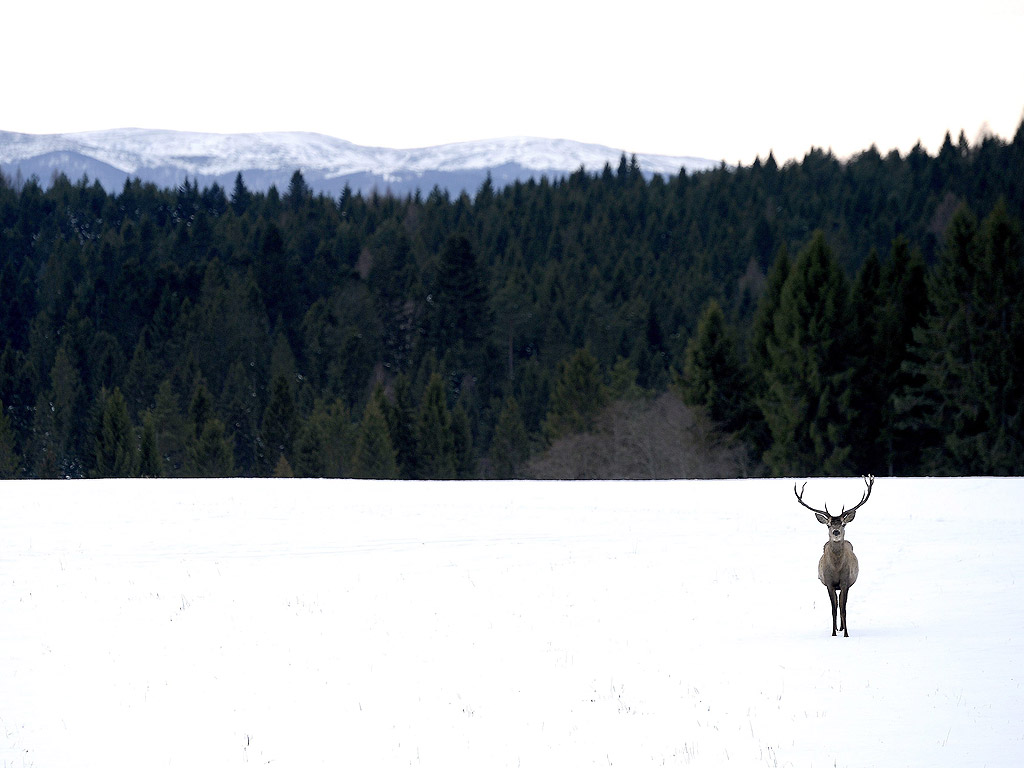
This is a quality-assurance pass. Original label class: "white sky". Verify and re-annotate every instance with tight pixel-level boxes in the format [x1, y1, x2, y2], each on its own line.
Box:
[4, 0, 1023, 165]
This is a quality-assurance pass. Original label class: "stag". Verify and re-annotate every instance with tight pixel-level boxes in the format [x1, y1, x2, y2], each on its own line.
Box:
[794, 475, 874, 637]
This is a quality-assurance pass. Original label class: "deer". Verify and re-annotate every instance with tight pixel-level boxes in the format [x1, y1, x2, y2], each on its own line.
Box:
[794, 474, 874, 637]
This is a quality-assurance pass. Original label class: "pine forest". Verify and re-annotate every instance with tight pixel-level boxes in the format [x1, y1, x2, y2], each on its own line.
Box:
[1, 123, 1023, 479]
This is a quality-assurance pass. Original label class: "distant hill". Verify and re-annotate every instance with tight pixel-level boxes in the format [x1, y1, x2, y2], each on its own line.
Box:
[0, 129, 721, 197]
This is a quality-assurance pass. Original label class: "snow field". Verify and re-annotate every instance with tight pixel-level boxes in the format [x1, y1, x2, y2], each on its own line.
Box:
[1, 478, 1021, 767]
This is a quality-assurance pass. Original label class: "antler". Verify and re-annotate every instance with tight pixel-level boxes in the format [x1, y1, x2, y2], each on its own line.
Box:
[842, 474, 875, 515]
[794, 474, 875, 516]
[793, 480, 829, 516]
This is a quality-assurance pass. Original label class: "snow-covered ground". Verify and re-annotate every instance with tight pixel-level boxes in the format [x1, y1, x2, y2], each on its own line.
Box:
[1, 478, 1021, 767]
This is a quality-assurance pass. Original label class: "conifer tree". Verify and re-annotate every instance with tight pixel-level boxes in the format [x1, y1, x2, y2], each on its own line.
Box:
[0, 399, 19, 478]
[293, 415, 327, 478]
[760, 233, 855, 476]
[188, 377, 214, 441]
[749, 245, 791, 387]
[351, 396, 399, 479]
[451, 403, 475, 479]
[427, 235, 492, 365]
[269, 331, 298, 389]
[637, 305, 669, 389]
[678, 299, 755, 435]
[46, 344, 85, 477]
[609, 357, 643, 401]
[123, 331, 160, 417]
[93, 387, 137, 478]
[846, 248, 885, 471]
[285, 170, 311, 210]
[489, 396, 530, 478]
[262, 374, 297, 470]
[273, 453, 294, 477]
[900, 202, 1024, 474]
[189, 418, 236, 477]
[875, 238, 928, 475]
[380, 377, 418, 479]
[30, 391, 62, 479]
[314, 398, 355, 477]
[230, 172, 251, 215]
[543, 348, 606, 441]
[138, 411, 162, 477]
[416, 373, 456, 479]
[151, 379, 188, 476]
[220, 360, 261, 475]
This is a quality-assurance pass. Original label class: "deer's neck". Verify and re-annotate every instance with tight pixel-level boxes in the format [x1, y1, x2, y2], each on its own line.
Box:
[825, 538, 848, 557]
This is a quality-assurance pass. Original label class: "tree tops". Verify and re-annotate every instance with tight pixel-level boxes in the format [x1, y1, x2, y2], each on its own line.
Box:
[0, 119, 1022, 478]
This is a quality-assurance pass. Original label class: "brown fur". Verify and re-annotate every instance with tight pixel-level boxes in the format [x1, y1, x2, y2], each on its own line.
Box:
[819, 539, 858, 589]
[818, 525, 859, 636]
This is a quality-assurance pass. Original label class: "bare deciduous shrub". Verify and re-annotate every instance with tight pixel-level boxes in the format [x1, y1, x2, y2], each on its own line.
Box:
[528, 392, 752, 479]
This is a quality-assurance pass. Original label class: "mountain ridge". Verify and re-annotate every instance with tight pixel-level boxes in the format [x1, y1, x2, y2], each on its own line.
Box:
[0, 128, 721, 197]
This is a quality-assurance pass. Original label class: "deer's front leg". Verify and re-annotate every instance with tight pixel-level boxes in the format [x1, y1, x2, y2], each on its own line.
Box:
[839, 587, 850, 637]
[826, 585, 839, 636]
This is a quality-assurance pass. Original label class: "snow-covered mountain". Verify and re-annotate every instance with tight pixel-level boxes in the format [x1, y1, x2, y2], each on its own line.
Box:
[0, 128, 721, 197]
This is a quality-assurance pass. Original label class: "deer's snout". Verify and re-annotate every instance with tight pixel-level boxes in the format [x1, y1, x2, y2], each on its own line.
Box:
[832, 528, 841, 537]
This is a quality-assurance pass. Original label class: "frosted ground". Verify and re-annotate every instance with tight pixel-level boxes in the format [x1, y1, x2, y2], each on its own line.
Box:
[1, 477, 1021, 767]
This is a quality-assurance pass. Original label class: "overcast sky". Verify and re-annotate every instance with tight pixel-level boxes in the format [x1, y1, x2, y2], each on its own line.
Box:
[5, 0, 1023, 165]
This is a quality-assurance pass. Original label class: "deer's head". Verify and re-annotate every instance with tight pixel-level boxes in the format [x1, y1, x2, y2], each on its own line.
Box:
[794, 475, 874, 542]
[815, 509, 856, 542]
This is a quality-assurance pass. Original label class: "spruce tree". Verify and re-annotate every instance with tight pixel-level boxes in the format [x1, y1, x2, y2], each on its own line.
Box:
[427, 235, 491, 365]
[351, 396, 399, 479]
[293, 415, 327, 478]
[262, 374, 297, 470]
[0, 399, 19, 478]
[846, 249, 885, 471]
[746, 246, 791, 455]
[220, 360, 261, 475]
[45, 344, 85, 477]
[749, 245, 791, 386]
[138, 411, 162, 477]
[760, 233, 855, 476]
[188, 377, 214, 441]
[416, 373, 456, 479]
[273, 453, 294, 477]
[190, 418, 236, 477]
[382, 376, 418, 479]
[873, 238, 928, 475]
[317, 398, 355, 477]
[489, 396, 530, 478]
[900, 202, 1024, 474]
[94, 388, 137, 478]
[451, 403, 475, 479]
[230, 172, 251, 215]
[678, 298, 755, 435]
[152, 379, 188, 476]
[543, 348, 606, 441]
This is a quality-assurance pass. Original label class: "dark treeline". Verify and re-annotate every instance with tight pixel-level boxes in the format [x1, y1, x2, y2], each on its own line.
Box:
[1, 123, 1023, 479]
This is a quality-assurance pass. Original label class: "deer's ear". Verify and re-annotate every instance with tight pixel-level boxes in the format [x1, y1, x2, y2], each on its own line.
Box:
[814, 511, 830, 525]
[842, 510, 857, 524]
